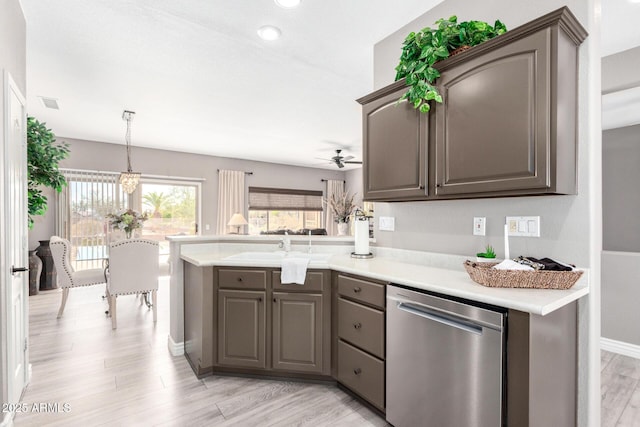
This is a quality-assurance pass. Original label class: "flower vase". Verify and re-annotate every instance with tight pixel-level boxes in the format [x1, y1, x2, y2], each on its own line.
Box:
[337, 222, 349, 236]
[125, 229, 132, 239]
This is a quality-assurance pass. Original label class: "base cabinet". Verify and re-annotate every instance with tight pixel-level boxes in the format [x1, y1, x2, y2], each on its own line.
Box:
[217, 289, 266, 369]
[335, 273, 386, 412]
[213, 268, 330, 376]
[272, 292, 323, 373]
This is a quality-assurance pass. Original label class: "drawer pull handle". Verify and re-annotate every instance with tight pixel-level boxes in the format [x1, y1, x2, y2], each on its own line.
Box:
[353, 322, 362, 330]
[353, 287, 361, 293]
[353, 368, 362, 375]
[237, 277, 243, 282]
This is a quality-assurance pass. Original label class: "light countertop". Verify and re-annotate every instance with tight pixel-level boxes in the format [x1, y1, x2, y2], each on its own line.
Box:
[180, 250, 589, 316]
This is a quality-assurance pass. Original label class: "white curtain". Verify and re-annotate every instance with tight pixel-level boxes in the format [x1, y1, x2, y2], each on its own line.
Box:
[325, 179, 344, 236]
[216, 170, 246, 235]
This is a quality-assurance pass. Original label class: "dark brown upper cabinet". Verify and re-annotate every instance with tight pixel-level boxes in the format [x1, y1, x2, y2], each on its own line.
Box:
[357, 7, 587, 202]
[357, 83, 428, 201]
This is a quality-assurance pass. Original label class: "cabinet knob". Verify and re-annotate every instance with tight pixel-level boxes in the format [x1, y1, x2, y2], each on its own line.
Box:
[353, 322, 362, 330]
[436, 184, 441, 188]
[258, 297, 262, 302]
[419, 185, 425, 190]
[273, 298, 277, 303]
[353, 368, 362, 375]
[353, 287, 361, 293]
[237, 277, 243, 282]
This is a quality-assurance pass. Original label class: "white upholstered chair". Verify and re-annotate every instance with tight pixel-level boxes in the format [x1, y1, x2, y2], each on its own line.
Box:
[106, 238, 159, 329]
[49, 236, 107, 318]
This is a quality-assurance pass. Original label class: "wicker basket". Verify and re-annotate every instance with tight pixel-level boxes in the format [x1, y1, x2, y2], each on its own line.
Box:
[463, 260, 583, 290]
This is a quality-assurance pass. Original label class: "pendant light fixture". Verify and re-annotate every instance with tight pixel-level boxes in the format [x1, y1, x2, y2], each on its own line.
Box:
[119, 110, 140, 194]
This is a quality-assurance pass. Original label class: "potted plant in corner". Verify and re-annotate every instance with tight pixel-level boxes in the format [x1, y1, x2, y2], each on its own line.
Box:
[394, 16, 507, 113]
[27, 117, 70, 294]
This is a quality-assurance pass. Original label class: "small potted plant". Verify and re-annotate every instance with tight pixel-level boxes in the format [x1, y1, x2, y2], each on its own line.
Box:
[476, 245, 497, 262]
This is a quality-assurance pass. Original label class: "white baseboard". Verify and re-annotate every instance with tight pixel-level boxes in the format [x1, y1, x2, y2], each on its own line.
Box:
[167, 335, 184, 356]
[601, 337, 640, 359]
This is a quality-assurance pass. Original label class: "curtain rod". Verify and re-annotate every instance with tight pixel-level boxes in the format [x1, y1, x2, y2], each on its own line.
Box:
[217, 169, 253, 175]
[321, 179, 346, 183]
[60, 168, 205, 182]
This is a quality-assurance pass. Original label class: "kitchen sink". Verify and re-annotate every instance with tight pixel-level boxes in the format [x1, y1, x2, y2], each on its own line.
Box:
[223, 251, 332, 262]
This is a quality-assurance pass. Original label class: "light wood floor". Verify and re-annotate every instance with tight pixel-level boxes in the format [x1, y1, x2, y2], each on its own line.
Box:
[602, 350, 640, 426]
[14, 280, 640, 426]
[14, 279, 388, 427]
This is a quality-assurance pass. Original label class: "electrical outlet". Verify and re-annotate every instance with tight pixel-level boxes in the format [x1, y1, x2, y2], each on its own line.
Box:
[379, 216, 395, 231]
[506, 216, 540, 237]
[473, 217, 486, 236]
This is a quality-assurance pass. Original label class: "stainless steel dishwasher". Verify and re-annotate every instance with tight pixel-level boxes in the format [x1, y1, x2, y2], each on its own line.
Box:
[386, 284, 506, 427]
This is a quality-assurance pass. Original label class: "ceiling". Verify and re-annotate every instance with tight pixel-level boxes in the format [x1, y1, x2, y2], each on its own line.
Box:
[20, 1, 639, 169]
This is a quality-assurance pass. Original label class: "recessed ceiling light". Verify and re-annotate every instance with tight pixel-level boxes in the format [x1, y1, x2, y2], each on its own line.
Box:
[257, 25, 282, 41]
[274, 0, 301, 8]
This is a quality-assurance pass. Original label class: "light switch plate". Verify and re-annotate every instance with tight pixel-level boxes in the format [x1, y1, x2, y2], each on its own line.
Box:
[473, 217, 486, 236]
[506, 216, 540, 237]
[379, 216, 395, 231]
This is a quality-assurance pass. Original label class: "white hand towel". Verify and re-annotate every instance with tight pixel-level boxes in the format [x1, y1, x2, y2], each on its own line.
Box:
[492, 259, 535, 271]
[281, 257, 310, 285]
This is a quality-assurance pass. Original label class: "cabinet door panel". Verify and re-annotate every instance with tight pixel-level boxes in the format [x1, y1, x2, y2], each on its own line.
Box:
[272, 292, 323, 373]
[362, 87, 427, 200]
[218, 290, 266, 369]
[435, 29, 550, 195]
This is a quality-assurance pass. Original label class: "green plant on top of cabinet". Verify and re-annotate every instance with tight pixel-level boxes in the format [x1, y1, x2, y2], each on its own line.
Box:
[395, 16, 507, 114]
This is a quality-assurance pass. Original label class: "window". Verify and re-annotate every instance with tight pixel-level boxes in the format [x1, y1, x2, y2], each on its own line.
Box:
[248, 187, 323, 234]
[135, 179, 201, 254]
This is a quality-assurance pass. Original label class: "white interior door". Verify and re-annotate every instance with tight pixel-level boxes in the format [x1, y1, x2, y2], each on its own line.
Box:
[4, 71, 28, 403]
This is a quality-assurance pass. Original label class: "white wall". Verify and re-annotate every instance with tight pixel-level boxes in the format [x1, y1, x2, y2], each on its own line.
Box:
[602, 46, 640, 94]
[600, 46, 640, 349]
[371, 1, 601, 425]
[29, 137, 348, 249]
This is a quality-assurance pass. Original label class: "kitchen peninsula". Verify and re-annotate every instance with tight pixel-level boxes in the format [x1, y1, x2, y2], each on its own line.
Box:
[168, 235, 589, 425]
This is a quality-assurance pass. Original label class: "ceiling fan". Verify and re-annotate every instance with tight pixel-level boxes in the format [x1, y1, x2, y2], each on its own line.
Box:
[317, 149, 362, 169]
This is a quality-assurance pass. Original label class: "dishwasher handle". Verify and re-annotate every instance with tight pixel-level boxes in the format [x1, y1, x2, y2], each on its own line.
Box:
[396, 302, 483, 336]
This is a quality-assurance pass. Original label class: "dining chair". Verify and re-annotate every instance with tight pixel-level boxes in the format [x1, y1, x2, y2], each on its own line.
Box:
[49, 236, 107, 318]
[106, 238, 159, 329]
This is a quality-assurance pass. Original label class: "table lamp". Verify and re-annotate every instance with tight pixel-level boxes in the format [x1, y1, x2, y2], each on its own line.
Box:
[227, 213, 248, 234]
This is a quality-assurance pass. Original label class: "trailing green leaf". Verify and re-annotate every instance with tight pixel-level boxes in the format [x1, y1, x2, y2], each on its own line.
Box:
[395, 16, 507, 113]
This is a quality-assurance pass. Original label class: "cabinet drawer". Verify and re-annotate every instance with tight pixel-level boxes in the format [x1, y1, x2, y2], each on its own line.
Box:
[337, 340, 384, 411]
[338, 275, 385, 309]
[272, 270, 324, 292]
[218, 269, 267, 290]
[338, 298, 384, 359]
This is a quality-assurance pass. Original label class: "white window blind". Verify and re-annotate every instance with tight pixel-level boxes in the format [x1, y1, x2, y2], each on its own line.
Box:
[57, 169, 128, 270]
[248, 187, 323, 211]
